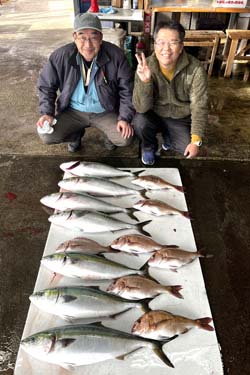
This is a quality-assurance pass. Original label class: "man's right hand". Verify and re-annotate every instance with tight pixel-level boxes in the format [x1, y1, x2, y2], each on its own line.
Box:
[135, 52, 151, 83]
[37, 114, 54, 128]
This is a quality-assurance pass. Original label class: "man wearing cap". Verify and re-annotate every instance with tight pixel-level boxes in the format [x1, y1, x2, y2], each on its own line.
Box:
[36, 13, 134, 152]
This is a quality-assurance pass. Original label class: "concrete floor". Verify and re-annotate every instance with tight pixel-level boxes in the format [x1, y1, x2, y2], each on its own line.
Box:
[0, 1, 250, 374]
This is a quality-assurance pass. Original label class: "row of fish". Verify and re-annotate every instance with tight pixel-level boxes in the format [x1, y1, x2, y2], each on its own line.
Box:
[21, 162, 213, 371]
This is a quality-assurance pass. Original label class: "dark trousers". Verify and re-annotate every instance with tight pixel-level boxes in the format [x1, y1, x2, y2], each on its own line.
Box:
[133, 111, 191, 154]
[38, 108, 133, 147]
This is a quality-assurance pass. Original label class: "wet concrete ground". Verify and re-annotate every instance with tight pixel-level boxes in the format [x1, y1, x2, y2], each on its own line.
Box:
[1, 0, 250, 374]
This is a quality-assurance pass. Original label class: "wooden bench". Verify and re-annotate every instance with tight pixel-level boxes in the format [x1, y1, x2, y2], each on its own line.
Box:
[184, 30, 225, 77]
[222, 30, 250, 81]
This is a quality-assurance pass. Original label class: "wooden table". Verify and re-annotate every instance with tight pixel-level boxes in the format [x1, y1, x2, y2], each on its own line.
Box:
[150, 0, 250, 34]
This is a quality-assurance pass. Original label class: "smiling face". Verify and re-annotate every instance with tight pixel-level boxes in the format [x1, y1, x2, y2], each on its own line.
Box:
[154, 28, 183, 69]
[73, 29, 102, 61]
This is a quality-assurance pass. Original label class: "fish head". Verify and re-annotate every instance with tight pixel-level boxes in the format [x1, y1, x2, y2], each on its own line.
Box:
[40, 193, 62, 207]
[106, 279, 125, 294]
[147, 252, 163, 266]
[41, 253, 68, 273]
[131, 314, 152, 336]
[21, 331, 56, 360]
[48, 211, 72, 224]
[29, 288, 59, 306]
[110, 236, 129, 250]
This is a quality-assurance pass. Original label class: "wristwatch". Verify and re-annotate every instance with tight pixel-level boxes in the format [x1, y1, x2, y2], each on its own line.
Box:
[192, 140, 202, 147]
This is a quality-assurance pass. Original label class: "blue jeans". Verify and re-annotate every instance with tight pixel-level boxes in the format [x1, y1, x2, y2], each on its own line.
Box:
[133, 110, 191, 154]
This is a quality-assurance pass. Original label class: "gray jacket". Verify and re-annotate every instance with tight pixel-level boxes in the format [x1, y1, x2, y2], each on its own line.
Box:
[37, 41, 135, 123]
[133, 50, 208, 136]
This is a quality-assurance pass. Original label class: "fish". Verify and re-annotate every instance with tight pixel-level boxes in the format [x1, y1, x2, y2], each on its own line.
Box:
[41, 252, 147, 280]
[21, 324, 174, 370]
[48, 210, 151, 236]
[131, 174, 184, 192]
[30, 286, 147, 321]
[58, 177, 146, 198]
[131, 310, 214, 340]
[60, 161, 142, 178]
[133, 199, 190, 219]
[110, 234, 172, 254]
[56, 237, 111, 255]
[40, 191, 135, 216]
[106, 275, 183, 300]
[147, 247, 211, 271]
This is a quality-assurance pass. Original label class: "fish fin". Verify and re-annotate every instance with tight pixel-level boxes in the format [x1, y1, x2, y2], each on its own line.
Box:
[109, 308, 134, 320]
[139, 189, 148, 199]
[140, 301, 151, 313]
[162, 244, 179, 248]
[116, 347, 144, 360]
[62, 295, 78, 303]
[137, 220, 152, 237]
[61, 315, 75, 323]
[196, 317, 214, 331]
[58, 338, 76, 348]
[168, 285, 184, 299]
[66, 161, 80, 170]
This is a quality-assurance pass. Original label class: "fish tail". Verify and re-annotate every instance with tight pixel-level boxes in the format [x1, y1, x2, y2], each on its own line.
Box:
[168, 285, 184, 299]
[126, 208, 140, 221]
[196, 317, 214, 331]
[197, 250, 214, 259]
[139, 189, 149, 199]
[153, 341, 175, 368]
[175, 185, 185, 193]
[136, 220, 152, 237]
[132, 169, 145, 177]
[182, 211, 191, 220]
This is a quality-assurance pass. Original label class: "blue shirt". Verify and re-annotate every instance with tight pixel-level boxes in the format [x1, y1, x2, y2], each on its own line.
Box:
[69, 54, 105, 113]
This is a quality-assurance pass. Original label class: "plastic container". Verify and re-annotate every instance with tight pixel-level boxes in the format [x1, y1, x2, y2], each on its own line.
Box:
[37, 119, 57, 135]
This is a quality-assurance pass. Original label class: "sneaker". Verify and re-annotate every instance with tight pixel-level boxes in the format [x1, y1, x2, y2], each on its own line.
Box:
[141, 150, 155, 166]
[162, 142, 171, 151]
[104, 137, 117, 151]
[68, 138, 82, 153]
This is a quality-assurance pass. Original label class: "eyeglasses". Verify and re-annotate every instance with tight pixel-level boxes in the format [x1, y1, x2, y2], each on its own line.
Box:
[76, 35, 101, 44]
[154, 40, 182, 48]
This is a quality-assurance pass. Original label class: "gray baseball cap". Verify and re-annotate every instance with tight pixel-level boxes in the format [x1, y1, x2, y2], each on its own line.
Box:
[74, 13, 102, 33]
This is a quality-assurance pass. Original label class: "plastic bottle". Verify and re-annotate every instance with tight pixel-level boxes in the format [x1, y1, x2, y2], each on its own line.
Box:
[136, 36, 146, 55]
[123, 0, 131, 10]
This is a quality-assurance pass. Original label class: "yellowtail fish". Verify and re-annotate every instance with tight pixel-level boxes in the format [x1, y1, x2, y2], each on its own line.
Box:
[132, 310, 214, 340]
[131, 175, 184, 192]
[48, 210, 151, 236]
[133, 199, 190, 219]
[148, 247, 212, 271]
[30, 286, 147, 322]
[21, 324, 174, 370]
[60, 161, 142, 178]
[106, 275, 183, 300]
[58, 176, 146, 198]
[41, 252, 147, 280]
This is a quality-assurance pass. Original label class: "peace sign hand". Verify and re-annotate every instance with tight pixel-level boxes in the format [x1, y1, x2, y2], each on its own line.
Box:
[135, 52, 151, 83]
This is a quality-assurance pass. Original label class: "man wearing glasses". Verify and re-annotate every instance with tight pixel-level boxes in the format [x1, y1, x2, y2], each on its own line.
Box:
[133, 20, 208, 165]
[36, 13, 134, 152]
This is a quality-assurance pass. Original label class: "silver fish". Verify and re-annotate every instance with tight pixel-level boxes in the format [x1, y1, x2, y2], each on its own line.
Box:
[106, 275, 183, 300]
[21, 324, 174, 370]
[110, 234, 167, 254]
[56, 237, 111, 255]
[132, 310, 214, 340]
[132, 175, 184, 192]
[58, 177, 145, 198]
[60, 161, 140, 178]
[30, 286, 146, 321]
[48, 210, 151, 236]
[40, 192, 130, 214]
[41, 252, 146, 280]
[133, 199, 190, 219]
[148, 248, 210, 271]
